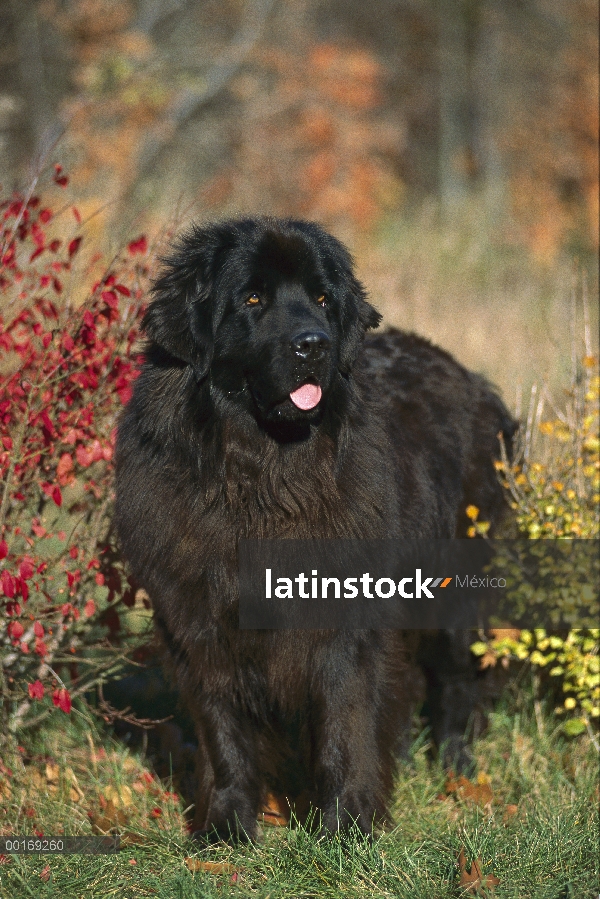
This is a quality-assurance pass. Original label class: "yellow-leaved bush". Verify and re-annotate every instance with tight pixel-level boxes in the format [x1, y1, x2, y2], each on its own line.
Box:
[471, 354, 599, 738]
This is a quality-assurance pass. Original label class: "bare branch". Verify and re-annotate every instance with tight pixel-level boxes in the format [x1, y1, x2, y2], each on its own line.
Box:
[134, 0, 277, 182]
[94, 682, 174, 730]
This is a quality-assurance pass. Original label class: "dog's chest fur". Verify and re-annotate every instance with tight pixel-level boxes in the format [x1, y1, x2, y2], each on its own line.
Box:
[207, 413, 398, 541]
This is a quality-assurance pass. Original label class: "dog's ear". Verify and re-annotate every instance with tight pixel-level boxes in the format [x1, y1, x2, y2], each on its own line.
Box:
[142, 225, 229, 382]
[305, 223, 381, 375]
[338, 275, 382, 374]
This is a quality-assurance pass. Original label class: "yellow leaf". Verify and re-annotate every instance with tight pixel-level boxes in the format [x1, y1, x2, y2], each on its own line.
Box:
[185, 859, 237, 875]
[103, 785, 133, 808]
[45, 762, 60, 784]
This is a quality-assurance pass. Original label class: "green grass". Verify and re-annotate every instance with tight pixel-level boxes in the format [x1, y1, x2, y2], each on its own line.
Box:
[0, 687, 598, 898]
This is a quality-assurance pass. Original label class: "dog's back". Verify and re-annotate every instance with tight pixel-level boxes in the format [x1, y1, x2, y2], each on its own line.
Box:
[361, 328, 517, 536]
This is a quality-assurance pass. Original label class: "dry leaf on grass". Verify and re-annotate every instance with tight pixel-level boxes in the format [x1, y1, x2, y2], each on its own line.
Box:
[0, 779, 12, 799]
[445, 773, 494, 809]
[260, 791, 290, 826]
[185, 858, 238, 875]
[458, 847, 500, 895]
[502, 803, 519, 823]
[28, 767, 57, 795]
[40, 864, 51, 881]
[45, 762, 60, 784]
[103, 785, 133, 808]
[65, 767, 84, 802]
[89, 799, 130, 834]
[120, 831, 145, 847]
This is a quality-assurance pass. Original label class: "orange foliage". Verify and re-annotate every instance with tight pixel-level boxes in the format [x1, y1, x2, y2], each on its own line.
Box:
[209, 42, 405, 231]
[31, 1, 596, 256]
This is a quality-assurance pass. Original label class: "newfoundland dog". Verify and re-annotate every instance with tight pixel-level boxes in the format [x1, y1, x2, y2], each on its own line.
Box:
[115, 217, 516, 841]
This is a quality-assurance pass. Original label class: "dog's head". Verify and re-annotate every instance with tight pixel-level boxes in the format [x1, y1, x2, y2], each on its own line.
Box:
[143, 217, 381, 425]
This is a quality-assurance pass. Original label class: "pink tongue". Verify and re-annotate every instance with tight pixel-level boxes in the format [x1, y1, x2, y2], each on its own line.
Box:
[289, 383, 322, 410]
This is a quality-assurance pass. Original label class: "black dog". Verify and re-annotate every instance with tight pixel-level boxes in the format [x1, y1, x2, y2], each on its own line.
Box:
[115, 217, 516, 840]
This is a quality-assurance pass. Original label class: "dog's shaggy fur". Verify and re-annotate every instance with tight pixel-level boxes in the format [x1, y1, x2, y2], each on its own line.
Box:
[115, 217, 516, 840]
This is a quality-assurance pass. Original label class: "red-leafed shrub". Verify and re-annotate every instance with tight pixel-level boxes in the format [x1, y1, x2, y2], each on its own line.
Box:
[0, 172, 157, 739]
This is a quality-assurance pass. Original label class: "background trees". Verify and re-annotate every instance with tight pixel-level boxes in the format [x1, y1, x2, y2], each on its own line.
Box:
[0, 0, 597, 259]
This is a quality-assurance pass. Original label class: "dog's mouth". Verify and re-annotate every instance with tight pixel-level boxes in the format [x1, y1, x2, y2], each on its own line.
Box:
[247, 374, 326, 424]
[289, 381, 322, 411]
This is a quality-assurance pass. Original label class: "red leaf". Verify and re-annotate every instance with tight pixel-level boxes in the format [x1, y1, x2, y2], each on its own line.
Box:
[40, 409, 55, 435]
[76, 444, 95, 467]
[33, 621, 44, 638]
[127, 235, 148, 255]
[61, 333, 74, 352]
[7, 620, 24, 640]
[83, 310, 95, 328]
[34, 638, 48, 657]
[39, 208, 52, 224]
[1, 570, 16, 598]
[72, 207, 82, 224]
[29, 246, 45, 262]
[52, 688, 72, 714]
[19, 557, 35, 580]
[68, 236, 83, 257]
[0, 540, 7, 560]
[53, 165, 69, 188]
[84, 599, 96, 617]
[118, 386, 133, 405]
[57, 453, 75, 486]
[28, 680, 45, 700]
[114, 284, 131, 297]
[101, 290, 118, 309]
[52, 486, 62, 507]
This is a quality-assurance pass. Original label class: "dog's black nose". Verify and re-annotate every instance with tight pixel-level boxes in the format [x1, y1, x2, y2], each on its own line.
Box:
[291, 331, 330, 360]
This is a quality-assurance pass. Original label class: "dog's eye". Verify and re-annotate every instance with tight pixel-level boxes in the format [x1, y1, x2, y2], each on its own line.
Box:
[316, 294, 326, 306]
[245, 294, 261, 306]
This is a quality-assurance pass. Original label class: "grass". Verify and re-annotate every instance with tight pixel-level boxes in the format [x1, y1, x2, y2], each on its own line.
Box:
[354, 201, 599, 403]
[1, 682, 598, 898]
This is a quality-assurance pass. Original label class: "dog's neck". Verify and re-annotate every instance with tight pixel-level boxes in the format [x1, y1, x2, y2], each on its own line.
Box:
[195, 377, 396, 540]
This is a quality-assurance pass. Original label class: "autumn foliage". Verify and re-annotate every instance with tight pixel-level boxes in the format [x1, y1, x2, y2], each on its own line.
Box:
[0, 171, 154, 737]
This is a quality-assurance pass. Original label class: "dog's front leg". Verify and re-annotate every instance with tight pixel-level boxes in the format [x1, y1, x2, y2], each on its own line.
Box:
[310, 655, 390, 835]
[190, 696, 261, 842]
